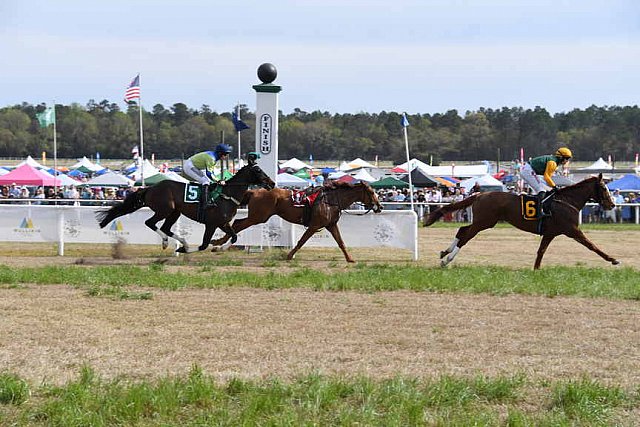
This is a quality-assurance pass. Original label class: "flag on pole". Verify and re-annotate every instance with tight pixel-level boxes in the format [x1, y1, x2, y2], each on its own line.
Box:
[232, 110, 250, 132]
[124, 74, 141, 102]
[401, 113, 410, 128]
[131, 145, 139, 159]
[36, 107, 56, 128]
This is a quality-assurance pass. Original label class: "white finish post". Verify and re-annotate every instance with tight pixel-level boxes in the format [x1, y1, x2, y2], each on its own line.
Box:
[253, 63, 281, 184]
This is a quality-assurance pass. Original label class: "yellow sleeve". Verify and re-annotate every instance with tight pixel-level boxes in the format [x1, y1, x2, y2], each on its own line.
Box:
[543, 161, 558, 187]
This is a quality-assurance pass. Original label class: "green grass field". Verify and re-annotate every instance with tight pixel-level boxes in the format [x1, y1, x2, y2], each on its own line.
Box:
[0, 262, 638, 300]
[1, 261, 639, 425]
[1, 366, 638, 426]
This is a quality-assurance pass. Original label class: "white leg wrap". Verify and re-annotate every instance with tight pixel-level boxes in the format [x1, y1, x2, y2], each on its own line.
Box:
[441, 246, 460, 267]
[446, 238, 459, 253]
[156, 230, 169, 249]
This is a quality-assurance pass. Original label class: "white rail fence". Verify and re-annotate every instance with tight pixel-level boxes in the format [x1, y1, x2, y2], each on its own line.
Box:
[0, 205, 419, 260]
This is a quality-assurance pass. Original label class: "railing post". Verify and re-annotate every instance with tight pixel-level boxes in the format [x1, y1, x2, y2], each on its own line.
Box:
[57, 206, 64, 256]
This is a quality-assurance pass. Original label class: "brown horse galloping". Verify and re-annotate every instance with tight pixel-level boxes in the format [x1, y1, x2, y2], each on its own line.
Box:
[424, 174, 619, 269]
[96, 159, 275, 253]
[211, 181, 383, 262]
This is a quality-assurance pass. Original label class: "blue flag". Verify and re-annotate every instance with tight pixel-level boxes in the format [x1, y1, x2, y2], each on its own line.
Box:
[232, 111, 250, 132]
[401, 113, 410, 128]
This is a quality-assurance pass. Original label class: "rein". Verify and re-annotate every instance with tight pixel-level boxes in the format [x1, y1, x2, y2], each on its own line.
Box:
[554, 199, 580, 214]
[323, 185, 377, 215]
[343, 204, 374, 215]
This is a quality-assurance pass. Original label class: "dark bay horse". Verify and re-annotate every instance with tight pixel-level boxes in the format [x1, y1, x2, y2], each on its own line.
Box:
[211, 181, 383, 262]
[96, 160, 275, 253]
[424, 174, 619, 269]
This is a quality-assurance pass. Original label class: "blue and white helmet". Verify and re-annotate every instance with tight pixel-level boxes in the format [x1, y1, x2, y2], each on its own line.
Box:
[215, 143, 232, 155]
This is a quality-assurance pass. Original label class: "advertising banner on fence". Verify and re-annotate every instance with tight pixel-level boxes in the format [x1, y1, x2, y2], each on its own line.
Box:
[0, 205, 418, 259]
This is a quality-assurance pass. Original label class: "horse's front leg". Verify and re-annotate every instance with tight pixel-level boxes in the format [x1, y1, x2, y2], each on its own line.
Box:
[534, 234, 555, 269]
[325, 223, 354, 263]
[566, 228, 619, 266]
[287, 227, 318, 260]
[197, 222, 219, 252]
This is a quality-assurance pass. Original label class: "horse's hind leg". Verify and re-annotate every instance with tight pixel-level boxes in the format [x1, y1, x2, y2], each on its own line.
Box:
[211, 217, 253, 247]
[440, 237, 460, 259]
[145, 213, 171, 249]
[157, 210, 181, 250]
[212, 223, 238, 252]
[326, 223, 354, 263]
[441, 222, 494, 267]
[534, 235, 555, 269]
[566, 228, 619, 266]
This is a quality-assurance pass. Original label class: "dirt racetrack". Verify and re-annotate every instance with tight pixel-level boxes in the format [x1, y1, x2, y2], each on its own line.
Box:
[0, 226, 638, 386]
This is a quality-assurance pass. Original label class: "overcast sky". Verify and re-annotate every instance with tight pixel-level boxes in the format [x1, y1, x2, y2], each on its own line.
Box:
[1, 0, 639, 114]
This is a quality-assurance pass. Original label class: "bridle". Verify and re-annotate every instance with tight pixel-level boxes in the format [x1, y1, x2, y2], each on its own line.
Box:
[342, 184, 380, 215]
[218, 164, 274, 206]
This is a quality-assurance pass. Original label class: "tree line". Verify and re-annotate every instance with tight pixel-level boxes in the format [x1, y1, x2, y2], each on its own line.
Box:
[1, 101, 639, 164]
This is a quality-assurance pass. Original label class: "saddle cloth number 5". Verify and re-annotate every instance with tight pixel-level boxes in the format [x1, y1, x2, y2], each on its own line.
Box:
[185, 184, 200, 203]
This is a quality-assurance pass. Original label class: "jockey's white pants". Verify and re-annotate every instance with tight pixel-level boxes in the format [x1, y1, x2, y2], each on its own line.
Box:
[520, 162, 549, 194]
[183, 159, 210, 185]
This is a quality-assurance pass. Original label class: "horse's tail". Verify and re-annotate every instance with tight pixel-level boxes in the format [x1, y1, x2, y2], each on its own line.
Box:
[96, 188, 147, 228]
[423, 194, 478, 226]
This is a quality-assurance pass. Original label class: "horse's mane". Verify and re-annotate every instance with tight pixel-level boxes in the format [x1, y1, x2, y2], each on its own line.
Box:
[323, 180, 368, 190]
[228, 164, 251, 181]
[557, 176, 598, 193]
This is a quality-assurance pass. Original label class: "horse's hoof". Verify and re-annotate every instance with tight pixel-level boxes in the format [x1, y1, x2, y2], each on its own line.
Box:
[439, 250, 448, 259]
[612, 260, 620, 266]
[211, 246, 221, 253]
[162, 239, 168, 250]
[176, 247, 186, 254]
[231, 236, 238, 244]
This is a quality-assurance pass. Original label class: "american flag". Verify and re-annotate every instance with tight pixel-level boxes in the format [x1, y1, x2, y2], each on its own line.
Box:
[124, 74, 140, 102]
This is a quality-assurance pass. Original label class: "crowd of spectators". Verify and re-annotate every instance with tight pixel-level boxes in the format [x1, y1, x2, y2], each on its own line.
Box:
[372, 182, 640, 223]
[0, 183, 136, 205]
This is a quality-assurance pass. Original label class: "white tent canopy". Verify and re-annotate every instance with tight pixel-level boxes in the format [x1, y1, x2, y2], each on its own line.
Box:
[396, 159, 489, 177]
[279, 157, 312, 171]
[579, 157, 613, 170]
[327, 171, 347, 180]
[40, 169, 81, 186]
[395, 158, 431, 172]
[460, 174, 506, 192]
[70, 156, 104, 172]
[126, 159, 160, 180]
[84, 171, 135, 187]
[351, 168, 377, 182]
[16, 155, 45, 169]
[346, 158, 376, 169]
[276, 173, 310, 188]
[163, 171, 189, 183]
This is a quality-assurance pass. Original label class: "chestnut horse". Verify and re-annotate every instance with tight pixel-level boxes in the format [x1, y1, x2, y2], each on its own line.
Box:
[211, 181, 383, 262]
[424, 174, 619, 269]
[96, 159, 274, 253]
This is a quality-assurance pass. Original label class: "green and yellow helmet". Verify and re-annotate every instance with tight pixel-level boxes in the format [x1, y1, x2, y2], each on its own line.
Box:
[555, 147, 572, 159]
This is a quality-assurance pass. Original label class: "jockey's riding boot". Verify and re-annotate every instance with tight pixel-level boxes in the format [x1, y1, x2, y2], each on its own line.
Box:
[540, 190, 554, 217]
[198, 184, 209, 222]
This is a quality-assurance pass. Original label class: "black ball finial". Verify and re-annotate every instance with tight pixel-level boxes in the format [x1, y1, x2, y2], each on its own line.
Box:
[257, 63, 277, 84]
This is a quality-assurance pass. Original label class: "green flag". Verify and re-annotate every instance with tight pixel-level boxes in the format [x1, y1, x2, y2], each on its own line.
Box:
[36, 107, 55, 128]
